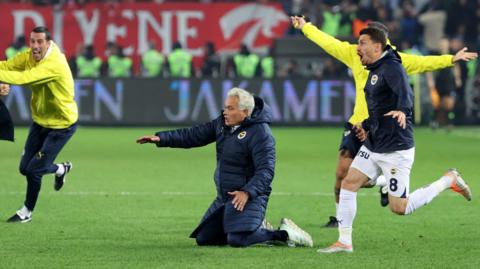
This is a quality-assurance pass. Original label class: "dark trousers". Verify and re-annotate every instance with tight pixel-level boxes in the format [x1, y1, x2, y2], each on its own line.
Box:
[195, 209, 285, 247]
[19, 122, 77, 211]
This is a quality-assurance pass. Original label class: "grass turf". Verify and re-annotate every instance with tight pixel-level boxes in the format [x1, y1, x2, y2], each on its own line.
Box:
[0, 127, 479, 268]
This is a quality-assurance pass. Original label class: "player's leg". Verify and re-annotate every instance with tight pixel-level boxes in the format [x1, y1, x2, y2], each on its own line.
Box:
[50, 123, 77, 191]
[382, 147, 471, 215]
[374, 148, 414, 215]
[227, 227, 289, 247]
[401, 168, 471, 215]
[7, 123, 46, 223]
[323, 123, 358, 228]
[18, 124, 76, 216]
[318, 146, 380, 253]
[443, 95, 455, 130]
[322, 149, 353, 228]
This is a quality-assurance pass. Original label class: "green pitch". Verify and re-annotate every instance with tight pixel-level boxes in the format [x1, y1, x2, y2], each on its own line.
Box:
[1, 127, 479, 268]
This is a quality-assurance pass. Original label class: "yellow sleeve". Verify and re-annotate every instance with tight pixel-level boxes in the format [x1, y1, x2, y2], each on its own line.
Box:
[0, 50, 29, 71]
[301, 23, 358, 68]
[399, 52, 454, 75]
[0, 65, 57, 86]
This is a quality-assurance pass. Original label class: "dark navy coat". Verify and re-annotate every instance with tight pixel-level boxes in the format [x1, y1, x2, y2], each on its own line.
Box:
[155, 97, 275, 234]
[0, 99, 14, 142]
[363, 47, 414, 153]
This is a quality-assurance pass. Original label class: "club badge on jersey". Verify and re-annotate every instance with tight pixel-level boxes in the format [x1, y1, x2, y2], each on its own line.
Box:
[370, 74, 378, 85]
[238, 131, 247, 139]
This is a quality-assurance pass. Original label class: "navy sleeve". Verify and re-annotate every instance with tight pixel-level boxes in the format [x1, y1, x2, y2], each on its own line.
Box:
[383, 62, 413, 114]
[361, 118, 371, 132]
[155, 117, 219, 148]
[241, 124, 275, 200]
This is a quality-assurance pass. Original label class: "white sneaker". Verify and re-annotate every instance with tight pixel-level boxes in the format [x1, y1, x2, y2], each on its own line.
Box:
[447, 169, 472, 201]
[279, 218, 313, 247]
[261, 218, 275, 231]
[317, 241, 353, 253]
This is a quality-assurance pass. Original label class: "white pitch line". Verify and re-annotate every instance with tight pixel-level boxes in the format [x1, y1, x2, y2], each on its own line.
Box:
[0, 191, 461, 197]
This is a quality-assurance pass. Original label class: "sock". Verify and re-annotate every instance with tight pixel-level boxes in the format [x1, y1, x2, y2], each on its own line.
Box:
[273, 230, 289, 242]
[339, 227, 353, 246]
[405, 176, 453, 215]
[375, 175, 387, 187]
[18, 205, 32, 218]
[55, 164, 65, 176]
[337, 189, 357, 245]
[335, 203, 339, 218]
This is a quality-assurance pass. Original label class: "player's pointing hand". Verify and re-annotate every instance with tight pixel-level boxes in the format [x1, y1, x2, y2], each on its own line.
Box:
[136, 135, 160, 144]
[384, 110, 406, 129]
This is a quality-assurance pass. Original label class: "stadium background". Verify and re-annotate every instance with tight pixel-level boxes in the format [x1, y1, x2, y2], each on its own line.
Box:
[1, 0, 480, 126]
[1, 1, 480, 268]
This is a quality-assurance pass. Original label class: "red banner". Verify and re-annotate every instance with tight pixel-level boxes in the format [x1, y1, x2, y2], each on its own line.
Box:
[0, 2, 289, 73]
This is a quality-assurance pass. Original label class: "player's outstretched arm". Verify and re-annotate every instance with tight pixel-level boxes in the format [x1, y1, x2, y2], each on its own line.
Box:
[290, 15, 357, 67]
[401, 47, 477, 75]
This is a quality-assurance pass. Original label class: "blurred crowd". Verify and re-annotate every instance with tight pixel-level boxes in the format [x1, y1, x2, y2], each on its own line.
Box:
[3, 0, 480, 80]
[3, 0, 480, 125]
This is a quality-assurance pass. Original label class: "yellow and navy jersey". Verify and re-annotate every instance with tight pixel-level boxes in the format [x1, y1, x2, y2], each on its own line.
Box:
[302, 23, 454, 125]
[0, 41, 78, 129]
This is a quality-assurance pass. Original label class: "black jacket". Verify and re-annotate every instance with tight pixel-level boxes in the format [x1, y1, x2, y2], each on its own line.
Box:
[155, 97, 275, 234]
[363, 47, 414, 153]
[0, 99, 14, 142]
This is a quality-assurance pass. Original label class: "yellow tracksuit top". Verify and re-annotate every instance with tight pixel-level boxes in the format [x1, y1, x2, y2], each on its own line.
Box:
[302, 23, 454, 125]
[0, 41, 78, 129]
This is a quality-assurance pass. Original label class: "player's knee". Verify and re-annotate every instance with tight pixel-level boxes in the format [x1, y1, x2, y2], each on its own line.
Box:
[19, 165, 29, 176]
[22, 165, 43, 181]
[195, 235, 212, 246]
[341, 175, 356, 189]
[227, 233, 248, 248]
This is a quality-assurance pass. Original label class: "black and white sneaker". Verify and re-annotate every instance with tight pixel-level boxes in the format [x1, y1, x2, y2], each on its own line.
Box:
[322, 216, 339, 228]
[380, 186, 389, 207]
[7, 213, 32, 223]
[54, 161, 72, 191]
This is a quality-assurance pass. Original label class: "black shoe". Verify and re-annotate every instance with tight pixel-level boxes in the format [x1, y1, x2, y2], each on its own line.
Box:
[380, 186, 389, 207]
[54, 161, 72, 191]
[322, 216, 339, 228]
[7, 213, 32, 223]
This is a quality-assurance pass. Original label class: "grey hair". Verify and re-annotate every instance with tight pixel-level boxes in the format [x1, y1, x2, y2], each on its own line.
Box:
[227, 87, 255, 116]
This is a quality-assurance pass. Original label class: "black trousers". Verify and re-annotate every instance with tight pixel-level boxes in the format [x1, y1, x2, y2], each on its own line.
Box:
[194, 208, 284, 247]
[19, 122, 77, 211]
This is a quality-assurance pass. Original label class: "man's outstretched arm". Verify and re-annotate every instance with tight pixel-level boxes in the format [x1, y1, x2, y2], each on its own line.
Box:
[291, 16, 358, 68]
[401, 47, 478, 75]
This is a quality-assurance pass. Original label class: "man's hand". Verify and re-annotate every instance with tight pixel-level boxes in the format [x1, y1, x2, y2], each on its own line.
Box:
[452, 47, 478, 63]
[227, 191, 249, 212]
[353, 124, 367, 142]
[290, 16, 306, 30]
[0, 83, 10, 96]
[136, 135, 160, 144]
[384, 110, 406, 129]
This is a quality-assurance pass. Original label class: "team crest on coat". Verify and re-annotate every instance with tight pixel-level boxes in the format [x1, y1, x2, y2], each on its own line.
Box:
[238, 131, 247, 139]
[371, 74, 378, 85]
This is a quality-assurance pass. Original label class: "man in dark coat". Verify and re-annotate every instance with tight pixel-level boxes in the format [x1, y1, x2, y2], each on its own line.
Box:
[318, 27, 472, 254]
[0, 83, 14, 142]
[137, 87, 313, 247]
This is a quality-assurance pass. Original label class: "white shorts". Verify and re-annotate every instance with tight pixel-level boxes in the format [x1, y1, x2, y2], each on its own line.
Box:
[351, 145, 415, 198]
